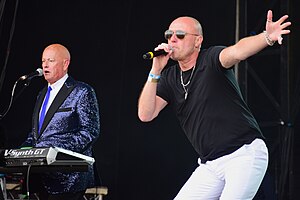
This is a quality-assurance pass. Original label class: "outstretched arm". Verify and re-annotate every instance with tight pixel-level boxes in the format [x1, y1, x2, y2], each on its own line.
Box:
[220, 10, 291, 68]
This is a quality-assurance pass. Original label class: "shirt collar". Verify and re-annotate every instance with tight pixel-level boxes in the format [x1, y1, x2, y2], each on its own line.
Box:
[48, 73, 69, 90]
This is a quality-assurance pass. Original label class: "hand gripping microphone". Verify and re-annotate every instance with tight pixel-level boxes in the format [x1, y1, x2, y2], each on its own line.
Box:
[143, 49, 168, 60]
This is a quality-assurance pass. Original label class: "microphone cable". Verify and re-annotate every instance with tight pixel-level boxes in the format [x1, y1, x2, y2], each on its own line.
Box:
[25, 164, 32, 200]
[0, 72, 39, 120]
[0, 78, 20, 120]
[0, 0, 19, 98]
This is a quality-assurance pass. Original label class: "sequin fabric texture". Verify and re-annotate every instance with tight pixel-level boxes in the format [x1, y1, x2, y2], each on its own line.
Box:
[22, 77, 100, 194]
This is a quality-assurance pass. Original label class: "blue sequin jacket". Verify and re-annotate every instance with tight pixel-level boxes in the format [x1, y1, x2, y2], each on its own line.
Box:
[22, 77, 100, 194]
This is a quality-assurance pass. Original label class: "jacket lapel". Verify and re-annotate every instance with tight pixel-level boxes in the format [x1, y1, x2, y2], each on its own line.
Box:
[39, 77, 76, 135]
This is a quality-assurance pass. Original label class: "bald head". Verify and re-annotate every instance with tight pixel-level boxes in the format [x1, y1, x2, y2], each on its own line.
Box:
[170, 16, 203, 36]
[42, 43, 71, 84]
[43, 44, 71, 61]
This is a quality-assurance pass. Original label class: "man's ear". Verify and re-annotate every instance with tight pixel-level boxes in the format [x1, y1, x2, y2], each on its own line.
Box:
[195, 35, 203, 48]
[63, 59, 70, 71]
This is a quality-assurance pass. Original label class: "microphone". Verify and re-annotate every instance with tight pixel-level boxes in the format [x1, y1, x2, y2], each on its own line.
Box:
[143, 49, 168, 60]
[20, 68, 43, 80]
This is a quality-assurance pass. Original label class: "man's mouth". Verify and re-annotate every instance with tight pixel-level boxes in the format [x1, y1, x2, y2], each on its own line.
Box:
[43, 70, 50, 75]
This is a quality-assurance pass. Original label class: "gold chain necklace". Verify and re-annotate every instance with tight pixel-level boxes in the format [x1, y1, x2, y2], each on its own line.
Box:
[180, 65, 195, 100]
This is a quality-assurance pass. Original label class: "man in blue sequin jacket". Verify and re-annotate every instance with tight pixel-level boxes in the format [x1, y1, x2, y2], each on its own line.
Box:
[22, 43, 100, 200]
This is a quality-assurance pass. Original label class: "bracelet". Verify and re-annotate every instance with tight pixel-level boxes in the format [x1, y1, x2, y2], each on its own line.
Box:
[263, 31, 275, 46]
[148, 73, 160, 83]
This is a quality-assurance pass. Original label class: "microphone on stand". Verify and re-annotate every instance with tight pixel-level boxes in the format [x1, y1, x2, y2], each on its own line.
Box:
[19, 68, 43, 81]
[0, 68, 44, 120]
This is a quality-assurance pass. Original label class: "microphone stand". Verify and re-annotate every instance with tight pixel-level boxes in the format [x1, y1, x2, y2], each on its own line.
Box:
[0, 77, 32, 120]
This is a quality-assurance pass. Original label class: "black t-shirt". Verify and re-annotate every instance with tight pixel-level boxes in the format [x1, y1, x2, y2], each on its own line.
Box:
[157, 46, 264, 163]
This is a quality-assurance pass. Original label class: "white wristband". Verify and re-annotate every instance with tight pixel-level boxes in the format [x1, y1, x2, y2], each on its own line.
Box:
[263, 31, 275, 46]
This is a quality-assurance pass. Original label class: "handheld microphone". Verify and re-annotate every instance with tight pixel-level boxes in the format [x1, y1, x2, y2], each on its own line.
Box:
[143, 49, 168, 60]
[20, 68, 43, 80]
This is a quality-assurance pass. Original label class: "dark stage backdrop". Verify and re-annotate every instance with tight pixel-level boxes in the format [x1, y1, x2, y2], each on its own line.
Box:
[0, 1, 298, 200]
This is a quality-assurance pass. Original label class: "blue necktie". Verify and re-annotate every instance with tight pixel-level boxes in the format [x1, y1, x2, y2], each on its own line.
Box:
[39, 86, 52, 133]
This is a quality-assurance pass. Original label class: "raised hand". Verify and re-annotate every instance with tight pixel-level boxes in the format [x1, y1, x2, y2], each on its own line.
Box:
[265, 10, 291, 45]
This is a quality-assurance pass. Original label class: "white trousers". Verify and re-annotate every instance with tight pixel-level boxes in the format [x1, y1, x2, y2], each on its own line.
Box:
[174, 139, 269, 200]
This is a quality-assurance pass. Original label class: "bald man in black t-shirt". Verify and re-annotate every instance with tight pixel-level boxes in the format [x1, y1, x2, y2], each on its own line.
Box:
[138, 10, 291, 200]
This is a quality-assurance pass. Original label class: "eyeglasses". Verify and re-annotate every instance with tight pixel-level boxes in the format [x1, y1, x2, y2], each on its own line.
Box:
[164, 30, 200, 40]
